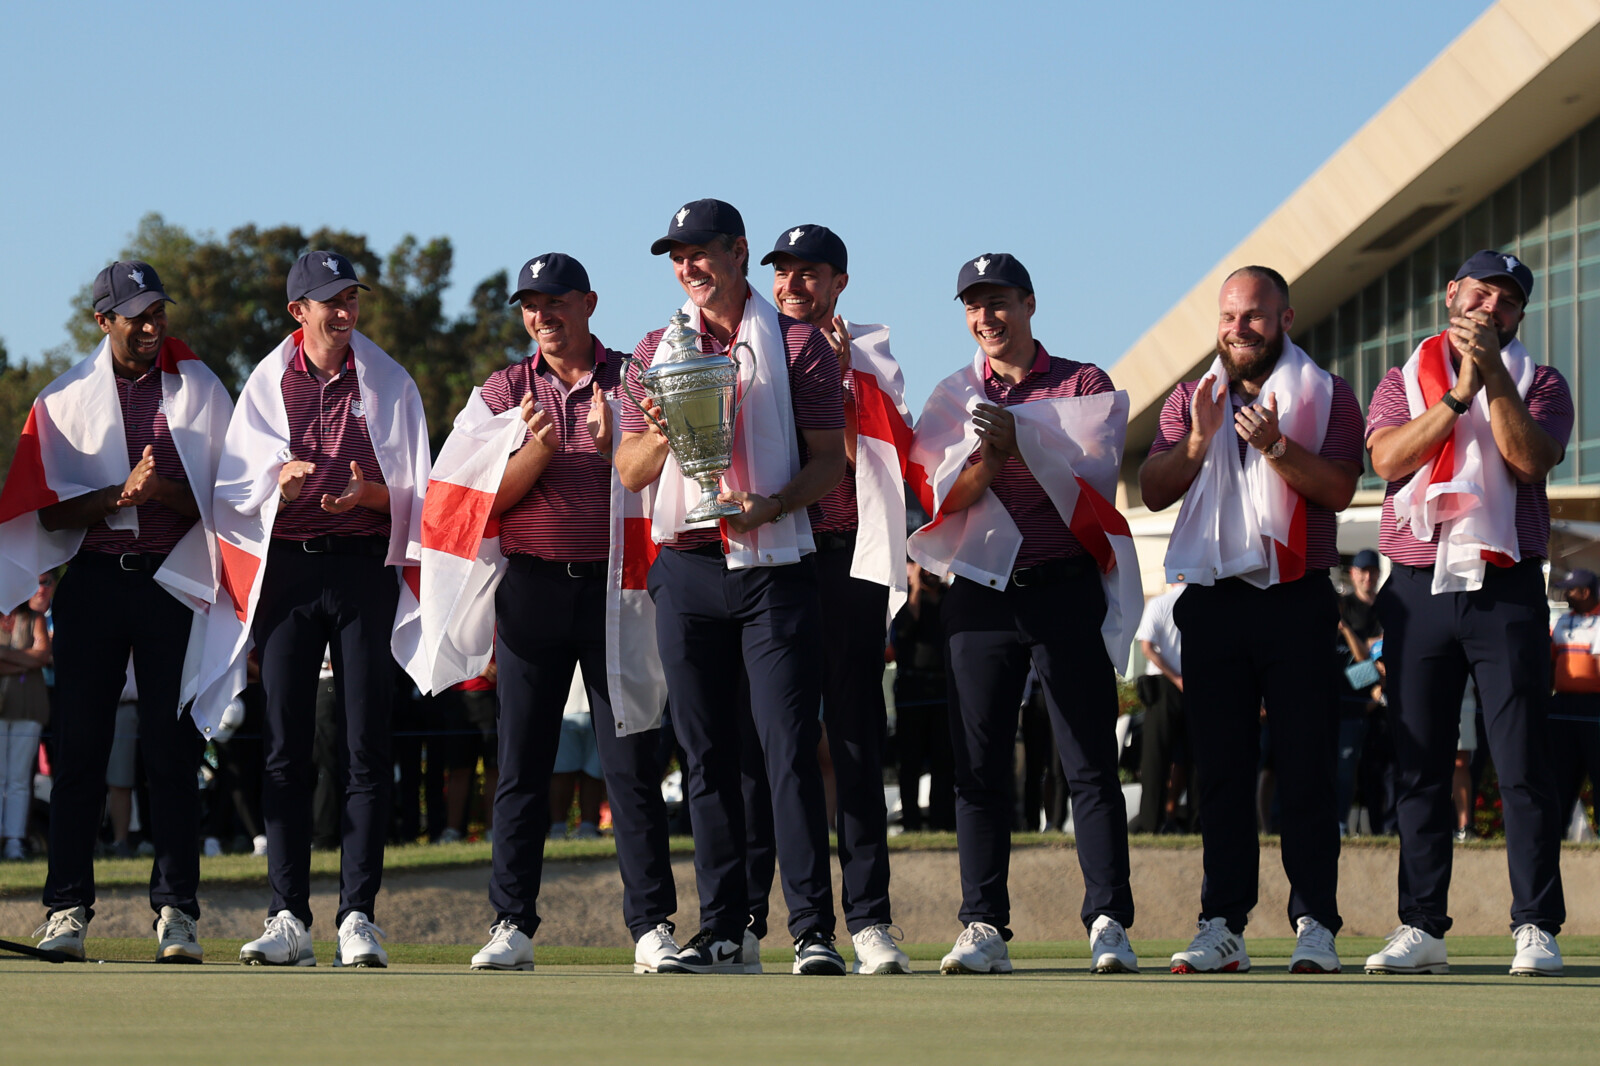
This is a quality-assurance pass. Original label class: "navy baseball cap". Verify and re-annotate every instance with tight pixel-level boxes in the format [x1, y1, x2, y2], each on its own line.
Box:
[1556, 568, 1598, 593]
[760, 225, 847, 274]
[1352, 549, 1381, 570]
[955, 253, 1033, 300]
[508, 253, 591, 303]
[1454, 249, 1534, 304]
[650, 199, 745, 256]
[287, 250, 371, 303]
[92, 260, 173, 317]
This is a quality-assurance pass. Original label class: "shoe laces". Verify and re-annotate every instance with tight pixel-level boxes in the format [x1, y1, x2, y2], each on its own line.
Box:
[1187, 918, 1232, 952]
[1514, 924, 1554, 954]
[1295, 917, 1334, 954]
[953, 922, 1000, 949]
[1381, 925, 1425, 952]
[857, 924, 905, 949]
[263, 913, 305, 943]
[680, 928, 719, 953]
[794, 930, 836, 952]
[641, 923, 678, 951]
[160, 910, 198, 942]
[485, 920, 520, 949]
[1092, 917, 1127, 948]
[34, 909, 86, 939]
[342, 914, 386, 943]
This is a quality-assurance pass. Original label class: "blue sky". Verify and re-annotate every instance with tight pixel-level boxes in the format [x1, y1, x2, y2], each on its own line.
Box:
[0, 0, 1486, 410]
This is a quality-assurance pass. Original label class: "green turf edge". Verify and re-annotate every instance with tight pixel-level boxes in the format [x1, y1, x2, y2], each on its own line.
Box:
[11, 934, 1600, 967]
[7, 834, 1594, 897]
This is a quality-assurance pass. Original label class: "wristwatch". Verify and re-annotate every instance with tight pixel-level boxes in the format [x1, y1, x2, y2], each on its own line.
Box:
[769, 493, 788, 525]
[1265, 436, 1288, 459]
[1440, 391, 1470, 416]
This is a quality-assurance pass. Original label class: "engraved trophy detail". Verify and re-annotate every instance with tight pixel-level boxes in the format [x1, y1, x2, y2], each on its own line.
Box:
[620, 309, 749, 523]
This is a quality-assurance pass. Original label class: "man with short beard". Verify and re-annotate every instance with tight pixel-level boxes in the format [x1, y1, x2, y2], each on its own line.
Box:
[1363, 250, 1570, 977]
[1141, 266, 1364, 975]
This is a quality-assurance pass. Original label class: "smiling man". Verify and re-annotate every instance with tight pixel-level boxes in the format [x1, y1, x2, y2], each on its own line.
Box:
[11, 260, 231, 963]
[1362, 250, 1571, 977]
[615, 198, 847, 975]
[1140, 266, 1363, 976]
[456, 253, 680, 974]
[195, 250, 430, 969]
[910, 253, 1139, 977]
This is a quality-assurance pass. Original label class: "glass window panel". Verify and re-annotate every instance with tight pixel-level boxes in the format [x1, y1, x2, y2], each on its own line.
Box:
[1311, 319, 1334, 369]
[1522, 156, 1547, 240]
[1362, 343, 1385, 400]
[1493, 185, 1519, 249]
[1551, 138, 1576, 233]
[1387, 340, 1409, 380]
[1519, 241, 1546, 271]
[1520, 304, 1545, 365]
[1464, 202, 1491, 255]
[1549, 234, 1575, 302]
[1582, 296, 1600, 441]
[1551, 297, 1575, 398]
[1411, 242, 1437, 333]
[1580, 261, 1600, 294]
[1580, 227, 1600, 262]
[1553, 444, 1576, 485]
[1579, 443, 1600, 484]
[1580, 121, 1600, 226]
[1361, 281, 1383, 341]
[1386, 264, 1409, 336]
[1438, 220, 1463, 279]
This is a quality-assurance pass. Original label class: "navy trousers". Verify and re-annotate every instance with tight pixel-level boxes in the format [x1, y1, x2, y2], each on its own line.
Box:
[254, 544, 397, 928]
[744, 541, 892, 938]
[648, 546, 834, 942]
[491, 559, 676, 939]
[942, 566, 1132, 938]
[44, 554, 203, 922]
[1174, 572, 1343, 935]
[1377, 560, 1564, 936]
[1547, 692, 1600, 832]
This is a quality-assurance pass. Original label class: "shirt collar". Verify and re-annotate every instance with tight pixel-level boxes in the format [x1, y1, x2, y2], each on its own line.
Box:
[985, 341, 1050, 384]
[533, 336, 605, 377]
[290, 330, 356, 375]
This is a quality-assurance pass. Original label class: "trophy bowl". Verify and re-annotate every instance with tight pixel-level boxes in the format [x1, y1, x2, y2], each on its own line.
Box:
[621, 310, 748, 523]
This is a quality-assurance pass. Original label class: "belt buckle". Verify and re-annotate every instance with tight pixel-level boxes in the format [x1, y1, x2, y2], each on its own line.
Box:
[565, 562, 585, 579]
[119, 553, 142, 572]
[302, 538, 327, 554]
[1011, 566, 1033, 588]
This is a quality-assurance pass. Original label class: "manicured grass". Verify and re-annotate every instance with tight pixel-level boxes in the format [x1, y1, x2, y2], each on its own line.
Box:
[4, 949, 1598, 1065]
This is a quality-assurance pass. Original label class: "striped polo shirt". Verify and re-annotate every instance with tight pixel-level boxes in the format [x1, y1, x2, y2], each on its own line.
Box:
[812, 368, 858, 534]
[1365, 361, 1572, 567]
[274, 337, 389, 541]
[480, 338, 621, 562]
[80, 365, 196, 556]
[968, 344, 1112, 568]
[621, 301, 844, 551]
[1148, 372, 1364, 573]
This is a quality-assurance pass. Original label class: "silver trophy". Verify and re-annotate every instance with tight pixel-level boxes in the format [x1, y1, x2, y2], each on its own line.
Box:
[621, 309, 749, 523]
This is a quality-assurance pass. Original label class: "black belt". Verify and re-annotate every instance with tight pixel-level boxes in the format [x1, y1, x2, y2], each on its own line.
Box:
[814, 530, 857, 553]
[507, 555, 607, 579]
[74, 551, 169, 573]
[1010, 554, 1096, 588]
[271, 535, 389, 558]
[1393, 558, 1543, 576]
[678, 543, 727, 559]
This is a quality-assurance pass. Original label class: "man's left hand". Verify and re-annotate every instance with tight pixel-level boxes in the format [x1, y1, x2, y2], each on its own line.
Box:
[717, 490, 780, 533]
[826, 314, 852, 370]
[321, 461, 368, 513]
[1235, 392, 1283, 454]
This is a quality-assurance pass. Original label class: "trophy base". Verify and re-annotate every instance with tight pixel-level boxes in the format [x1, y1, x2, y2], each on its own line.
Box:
[684, 499, 744, 524]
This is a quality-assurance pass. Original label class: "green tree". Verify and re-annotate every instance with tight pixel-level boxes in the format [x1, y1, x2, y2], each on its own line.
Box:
[0, 339, 74, 481]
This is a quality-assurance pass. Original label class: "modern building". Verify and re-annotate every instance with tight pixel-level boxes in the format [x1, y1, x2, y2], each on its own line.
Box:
[1111, 0, 1600, 593]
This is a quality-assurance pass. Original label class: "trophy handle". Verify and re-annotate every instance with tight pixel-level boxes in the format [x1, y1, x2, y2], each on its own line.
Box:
[726, 340, 754, 426]
[618, 354, 670, 437]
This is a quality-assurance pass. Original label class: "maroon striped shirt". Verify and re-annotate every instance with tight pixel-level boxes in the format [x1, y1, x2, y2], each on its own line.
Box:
[273, 336, 390, 541]
[480, 339, 620, 562]
[80, 366, 196, 555]
[964, 344, 1112, 568]
[813, 369, 858, 534]
[621, 302, 844, 551]
[1365, 361, 1573, 566]
[1148, 372, 1364, 573]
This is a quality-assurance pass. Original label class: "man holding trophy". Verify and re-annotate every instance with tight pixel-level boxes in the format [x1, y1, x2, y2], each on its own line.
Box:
[615, 198, 848, 975]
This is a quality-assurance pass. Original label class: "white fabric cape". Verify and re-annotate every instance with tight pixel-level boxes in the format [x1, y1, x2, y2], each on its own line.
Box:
[188, 330, 429, 737]
[607, 392, 669, 736]
[1163, 338, 1332, 589]
[1391, 334, 1534, 594]
[647, 290, 813, 568]
[394, 389, 523, 694]
[905, 352, 1142, 673]
[840, 320, 913, 624]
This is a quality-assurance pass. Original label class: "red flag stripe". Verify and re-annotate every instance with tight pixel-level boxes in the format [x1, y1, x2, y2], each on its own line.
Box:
[1068, 477, 1131, 575]
[218, 539, 260, 621]
[622, 516, 659, 590]
[422, 479, 496, 562]
[0, 408, 59, 523]
[853, 370, 912, 470]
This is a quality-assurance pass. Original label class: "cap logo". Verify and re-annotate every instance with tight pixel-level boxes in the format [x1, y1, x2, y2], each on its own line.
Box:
[974, 256, 991, 275]
[530, 260, 544, 279]
[1504, 254, 1519, 272]
[128, 268, 146, 289]
[322, 256, 341, 274]
[788, 229, 805, 246]
[675, 208, 690, 227]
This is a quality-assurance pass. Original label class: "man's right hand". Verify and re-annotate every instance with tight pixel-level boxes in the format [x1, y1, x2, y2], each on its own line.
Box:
[1451, 335, 1483, 404]
[1187, 373, 1226, 454]
[278, 459, 316, 504]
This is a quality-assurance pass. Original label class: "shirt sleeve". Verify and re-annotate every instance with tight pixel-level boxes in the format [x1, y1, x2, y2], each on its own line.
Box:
[1146, 383, 1195, 458]
[1364, 367, 1411, 439]
[1073, 363, 1115, 397]
[618, 333, 661, 435]
[1319, 375, 1366, 464]
[479, 366, 519, 416]
[1526, 365, 1575, 450]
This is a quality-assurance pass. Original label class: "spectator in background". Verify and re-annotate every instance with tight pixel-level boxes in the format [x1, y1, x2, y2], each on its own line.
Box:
[439, 661, 497, 844]
[0, 574, 53, 859]
[549, 672, 604, 841]
[890, 562, 953, 832]
[1453, 680, 1481, 842]
[1549, 569, 1600, 836]
[1132, 585, 1189, 835]
[1336, 551, 1386, 835]
[104, 662, 138, 858]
